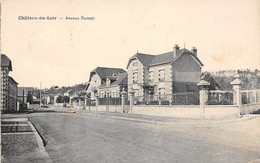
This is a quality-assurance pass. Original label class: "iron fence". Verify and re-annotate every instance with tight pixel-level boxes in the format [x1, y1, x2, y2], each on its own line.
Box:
[99, 97, 122, 106]
[241, 90, 260, 105]
[207, 90, 234, 105]
[134, 92, 199, 105]
[86, 99, 96, 106]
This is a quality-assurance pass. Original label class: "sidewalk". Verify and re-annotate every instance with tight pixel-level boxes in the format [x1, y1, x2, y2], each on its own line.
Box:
[78, 109, 259, 125]
[1, 118, 52, 163]
[27, 106, 260, 125]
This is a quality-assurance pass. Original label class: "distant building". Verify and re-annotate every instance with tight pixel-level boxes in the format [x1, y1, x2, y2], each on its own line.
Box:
[54, 93, 63, 103]
[86, 67, 126, 100]
[1, 54, 19, 112]
[8, 77, 18, 111]
[126, 45, 203, 103]
[64, 89, 72, 97]
[17, 87, 34, 104]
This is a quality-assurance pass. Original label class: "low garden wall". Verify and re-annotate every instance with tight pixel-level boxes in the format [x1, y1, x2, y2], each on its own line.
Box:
[204, 105, 239, 119]
[241, 103, 260, 115]
[85, 105, 124, 113]
[132, 105, 202, 118]
[131, 105, 240, 119]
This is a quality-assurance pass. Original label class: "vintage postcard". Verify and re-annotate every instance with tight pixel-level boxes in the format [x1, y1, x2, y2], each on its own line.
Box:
[1, 0, 260, 162]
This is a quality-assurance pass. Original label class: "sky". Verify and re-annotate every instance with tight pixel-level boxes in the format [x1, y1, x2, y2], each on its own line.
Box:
[1, 0, 260, 88]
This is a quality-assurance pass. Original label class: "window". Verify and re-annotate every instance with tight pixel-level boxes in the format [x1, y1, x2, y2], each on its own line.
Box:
[149, 71, 154, 82]
[133, 62, 138, 70]
[133, 72, 138, 84]
[111, 91, 116, 97]
[158, 88, 165, 99]
[159, 69, 165, 82]
[133, 89, 139, 96]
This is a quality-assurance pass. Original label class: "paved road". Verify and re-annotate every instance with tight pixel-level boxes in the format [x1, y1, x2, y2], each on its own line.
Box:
[27, 112, 260, 163]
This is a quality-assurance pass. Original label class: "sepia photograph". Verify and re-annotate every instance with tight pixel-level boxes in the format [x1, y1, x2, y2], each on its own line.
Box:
[1, 0, 260, 162]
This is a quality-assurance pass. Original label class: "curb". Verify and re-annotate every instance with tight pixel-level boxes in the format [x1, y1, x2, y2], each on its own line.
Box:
[81, 112, 259, 125]
[28, 120, 53, 163]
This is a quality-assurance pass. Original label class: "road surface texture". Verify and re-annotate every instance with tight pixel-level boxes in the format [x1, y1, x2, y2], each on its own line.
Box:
[23, 112, 260, 163]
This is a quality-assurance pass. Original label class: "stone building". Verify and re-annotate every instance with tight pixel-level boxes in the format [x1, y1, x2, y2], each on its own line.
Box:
[86, 67, 126, 100]
[98, 72, 128, 98]
[1, 54, 18, 112]
[126, 45, 204, 103]
[8, 76, 18, 111]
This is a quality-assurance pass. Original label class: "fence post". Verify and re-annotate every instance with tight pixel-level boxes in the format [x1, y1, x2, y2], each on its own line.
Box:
[129, 90, 135, 114]
[197, 79, 210, 119]
[95, 94, 99, 112]
[121, 89, 127, 113]
[17, 102, 19, 112]
[27, 102, 30, 109]
[231, 75, 242, 117]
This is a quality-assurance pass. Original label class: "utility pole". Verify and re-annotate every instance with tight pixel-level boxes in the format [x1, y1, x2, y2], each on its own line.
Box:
[40, 82, 42, 107]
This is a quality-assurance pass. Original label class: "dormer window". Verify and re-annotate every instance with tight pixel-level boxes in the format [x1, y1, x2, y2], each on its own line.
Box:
[106, 78, 111, 86]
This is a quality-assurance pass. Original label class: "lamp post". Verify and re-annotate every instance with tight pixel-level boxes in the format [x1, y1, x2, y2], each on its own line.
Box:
[39, 82, 42, 107]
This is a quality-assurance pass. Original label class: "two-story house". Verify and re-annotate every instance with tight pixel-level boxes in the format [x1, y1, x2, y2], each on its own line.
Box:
[98, 72, 128, 98]
[126, 44, 203, 104]
[86, 67, 126, 100]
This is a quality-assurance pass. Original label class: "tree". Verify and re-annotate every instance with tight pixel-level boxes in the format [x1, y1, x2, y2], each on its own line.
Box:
[62, 96, 70, 103]
[56, 96, 63, 103]
[78, 92, 87, 100]
[26, 92, 33, 104]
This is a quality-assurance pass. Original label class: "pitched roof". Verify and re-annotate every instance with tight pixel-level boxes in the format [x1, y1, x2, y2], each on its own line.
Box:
[89, 67, 126, 81]
[148, 51, 174, 66]
[1, 54, 12, 71]
[110, 72, 128, 86]
[99, 72, 128, 88]
[18, 87, 34, 96]
[129, 53, 155, 67]
[64, 89, 72, 93]
[8, 76, 18, 85]
[106, 76, 118, 80]
[127, 48, 204, 68]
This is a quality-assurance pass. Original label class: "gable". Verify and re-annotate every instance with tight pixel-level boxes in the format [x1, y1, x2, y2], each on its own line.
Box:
[172, 53, 202, 71]
[126, 53, 155, 68]
[89, 67, 126, 81]
[1, 54, 13, 71]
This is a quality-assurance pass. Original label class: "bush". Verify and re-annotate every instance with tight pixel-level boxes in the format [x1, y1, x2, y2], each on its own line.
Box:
[206, 98, 233, 105]
[140, 101, 148, 105]
[206, 99, 220, 105]
[72, 97, 79, 102]
[242, 95, 248, 104]
[56, 96, 63, 103]
[161, 100, 170, 105]
[220, 99, 233, 105]
[148, 101, 159, 105]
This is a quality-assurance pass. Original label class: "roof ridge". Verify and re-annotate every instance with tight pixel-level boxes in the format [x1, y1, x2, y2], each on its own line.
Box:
[95, 66, 125, 69]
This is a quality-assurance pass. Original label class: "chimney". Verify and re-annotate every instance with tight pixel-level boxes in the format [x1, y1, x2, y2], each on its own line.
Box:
[173, 44, 179, 57]
[191, 47, 197, 57]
